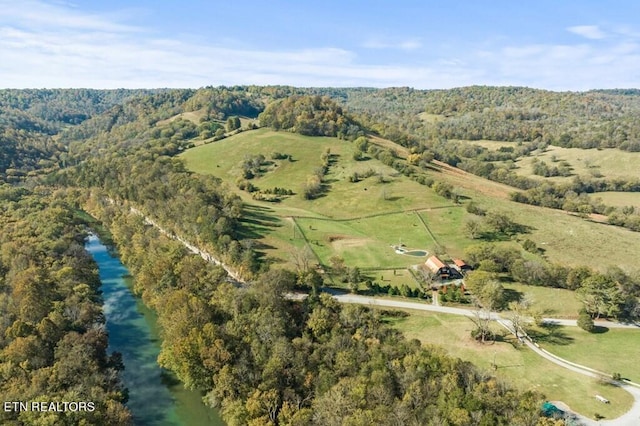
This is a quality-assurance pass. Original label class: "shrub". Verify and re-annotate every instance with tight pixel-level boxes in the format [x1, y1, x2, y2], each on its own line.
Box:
[577, 308, 595, 332]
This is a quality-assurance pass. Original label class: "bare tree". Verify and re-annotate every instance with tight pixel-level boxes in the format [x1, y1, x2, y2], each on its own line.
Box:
[507, 298, 531, 340]
[289, 246, 315, 275]
[469, 303, 494, 343]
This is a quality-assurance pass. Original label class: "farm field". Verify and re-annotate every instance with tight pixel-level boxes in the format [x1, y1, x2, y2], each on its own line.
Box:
[181, 129, 473, 269]
[295, 213, 430, 270]
[386, 309, 634, 420]
[182, 129, 640, 275]
[437, 173, 640, 272]
[511, 145, 640, 182]
[181, 129, 451, 217]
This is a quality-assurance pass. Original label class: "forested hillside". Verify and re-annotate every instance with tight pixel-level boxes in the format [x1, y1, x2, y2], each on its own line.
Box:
[258, 95, 363, 138]
[338, 86, 640, 151]
[3, 85, 640, 424]
[0, 89, 153, 182]
[0, 187, 131, 425]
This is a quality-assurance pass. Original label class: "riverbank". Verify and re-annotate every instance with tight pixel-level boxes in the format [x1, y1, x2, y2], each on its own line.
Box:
[85, 233, 223, 426]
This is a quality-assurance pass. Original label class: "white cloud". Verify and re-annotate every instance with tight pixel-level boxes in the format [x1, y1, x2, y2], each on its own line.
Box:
[567, 25, 607, 40]
[1, 1, 640, 90]
[362, 38, 422, 51]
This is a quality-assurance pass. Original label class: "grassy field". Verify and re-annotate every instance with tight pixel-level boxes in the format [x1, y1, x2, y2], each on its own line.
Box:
[427, 158, 640, 271]
[589, 192, 640, 209]
[156, 108, 208, 126]
[366, 268, 422, 289]
[296, 206, 464, 268]
[539, 326, 640, 384]
[181, 129, 473, 269]
[502, 283, 582, 318]
[179, 128, 640, 420]
[181, 127, 640, 275]
[417, 207, 472, 259]
[295, 210, 442, 270]
[511, 145, 640, 182]
[386, 309, 634, 420]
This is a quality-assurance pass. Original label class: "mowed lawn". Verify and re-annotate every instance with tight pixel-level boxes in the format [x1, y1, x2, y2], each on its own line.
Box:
[502, 283, 582, 319]
[386, 310, 634, 420]
[511, 145, 640, 182]
[539, 326, 640, 384]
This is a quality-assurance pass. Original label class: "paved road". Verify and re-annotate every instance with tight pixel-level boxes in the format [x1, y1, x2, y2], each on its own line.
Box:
[121, 204, 640, 424]
[328, 292, 638, 329]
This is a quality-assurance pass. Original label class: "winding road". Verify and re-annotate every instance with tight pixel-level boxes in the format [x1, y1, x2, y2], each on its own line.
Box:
[123, 203, 640, 425]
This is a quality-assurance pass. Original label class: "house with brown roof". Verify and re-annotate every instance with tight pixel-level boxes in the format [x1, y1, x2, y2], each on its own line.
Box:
[425, 255, 451, 278]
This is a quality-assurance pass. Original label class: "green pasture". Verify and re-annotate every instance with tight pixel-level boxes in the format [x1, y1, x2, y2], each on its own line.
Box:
[417, 207, 471, 259]
[386, 310, 634, 420]
[181, 129, 341, 189]
[295, 212, 434, 269]
[456, 190, 640, 273]
[512, 145, 640, 181]
[502, 283, 582, 319]
[181, 128, 451, 219]
[181, 129, 468, 268]
[539, 326, 640, 384]
[366, 268, 423, 290]
[589, 192, 640, 209]
[182, 129, 640, 274]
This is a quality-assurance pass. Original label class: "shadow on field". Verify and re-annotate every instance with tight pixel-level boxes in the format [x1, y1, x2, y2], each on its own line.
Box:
[592, 325, 610, 334]
[528, 322, 575, 345]
[503, 287, 524, 304]
[383, 195, 404, 202]
[238, 204, 281, 240]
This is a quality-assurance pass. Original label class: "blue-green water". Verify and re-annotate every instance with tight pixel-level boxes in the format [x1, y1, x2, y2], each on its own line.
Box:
[86, 234, 224, 426]
[404, 250, 428, 257]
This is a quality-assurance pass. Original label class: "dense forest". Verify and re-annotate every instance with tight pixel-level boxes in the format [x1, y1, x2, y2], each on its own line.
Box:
[258, 95, 363, 139]
[3, 85, 640, 424]
[0, 186, 131, 425]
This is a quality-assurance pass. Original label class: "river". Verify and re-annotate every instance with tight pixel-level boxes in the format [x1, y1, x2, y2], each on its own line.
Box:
[85, 233, 224, 426]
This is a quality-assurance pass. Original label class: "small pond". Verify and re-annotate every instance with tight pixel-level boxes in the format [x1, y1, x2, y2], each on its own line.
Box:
[403, 250, 428, 257]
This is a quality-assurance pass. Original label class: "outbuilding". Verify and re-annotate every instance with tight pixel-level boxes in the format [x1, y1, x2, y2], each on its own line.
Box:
[453, 258, 472, 273]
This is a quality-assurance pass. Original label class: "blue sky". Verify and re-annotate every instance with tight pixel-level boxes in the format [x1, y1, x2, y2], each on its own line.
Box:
[1, 0, 639, 90]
